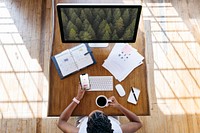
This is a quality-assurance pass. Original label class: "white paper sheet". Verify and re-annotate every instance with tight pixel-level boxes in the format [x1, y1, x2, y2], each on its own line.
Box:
[102, 43, 144, 82]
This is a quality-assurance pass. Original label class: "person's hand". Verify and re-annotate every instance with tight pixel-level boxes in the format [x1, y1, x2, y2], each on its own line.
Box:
[108, 96, 121, 108]
[75, 83, 86, 101]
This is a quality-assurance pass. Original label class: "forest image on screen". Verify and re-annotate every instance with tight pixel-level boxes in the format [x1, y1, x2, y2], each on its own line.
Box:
[60, 7, 139, 41]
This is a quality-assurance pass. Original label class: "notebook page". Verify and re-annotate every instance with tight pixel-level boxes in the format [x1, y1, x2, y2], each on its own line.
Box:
[55, 49, 78, 76]
[70, 43, 94, 69]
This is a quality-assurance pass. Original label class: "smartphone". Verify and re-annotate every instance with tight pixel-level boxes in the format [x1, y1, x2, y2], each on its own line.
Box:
[80, 73, 90, 90]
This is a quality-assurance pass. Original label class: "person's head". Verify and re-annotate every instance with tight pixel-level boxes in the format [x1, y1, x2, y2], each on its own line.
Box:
[87, 110, 114, 133]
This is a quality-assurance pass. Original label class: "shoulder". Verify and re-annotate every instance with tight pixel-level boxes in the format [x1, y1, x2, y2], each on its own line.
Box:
[108, 116, 123, 133]
[77, 117, 88, 133]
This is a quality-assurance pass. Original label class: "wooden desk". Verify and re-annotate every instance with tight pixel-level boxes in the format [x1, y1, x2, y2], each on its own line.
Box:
[48, 1, 149, 116]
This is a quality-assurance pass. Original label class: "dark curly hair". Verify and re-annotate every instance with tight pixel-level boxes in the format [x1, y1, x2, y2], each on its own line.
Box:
[87, 111, 114, 133]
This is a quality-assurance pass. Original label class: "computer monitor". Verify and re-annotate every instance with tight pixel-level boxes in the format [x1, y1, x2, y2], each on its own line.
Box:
[57, 3, 142, 47]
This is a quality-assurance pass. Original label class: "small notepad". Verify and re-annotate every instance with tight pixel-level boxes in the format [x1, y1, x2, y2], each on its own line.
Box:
[127, 88, 140, 105]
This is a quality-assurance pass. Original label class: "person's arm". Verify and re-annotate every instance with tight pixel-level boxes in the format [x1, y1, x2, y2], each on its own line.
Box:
[108, 96, 142, 133]
[57, 84, 85, 133]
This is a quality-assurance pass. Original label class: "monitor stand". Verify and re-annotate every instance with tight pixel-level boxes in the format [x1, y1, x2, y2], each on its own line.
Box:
[88, 43, 109, 48]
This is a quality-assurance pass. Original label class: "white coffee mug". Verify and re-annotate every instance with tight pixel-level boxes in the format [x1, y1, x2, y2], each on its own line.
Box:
[95, 95, 112, 108]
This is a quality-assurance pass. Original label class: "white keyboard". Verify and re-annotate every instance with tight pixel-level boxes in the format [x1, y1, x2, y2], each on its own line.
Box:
[89, 76, 113, 91]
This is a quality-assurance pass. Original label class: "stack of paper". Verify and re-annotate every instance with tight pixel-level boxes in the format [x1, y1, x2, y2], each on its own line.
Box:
[102, 43, 144, 82]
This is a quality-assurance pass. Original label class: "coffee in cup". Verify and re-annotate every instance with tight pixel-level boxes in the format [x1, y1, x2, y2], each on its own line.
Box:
[96, 95, 112, 108]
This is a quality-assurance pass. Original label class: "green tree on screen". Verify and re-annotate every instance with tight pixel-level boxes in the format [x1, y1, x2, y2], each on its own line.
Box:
[84, 8, 93, 23]
[98, 19, 107, 37]
[93, 15, 101, 32]
[80, 32, 92, 40]
[92, 8, 100, 16]
[113, 8, 121, 23]
[61, 11, 68, 35]
[123, 28, 132, 40]
[75, 17, 82, 30]
[68, 28, 78, 40]
[112, 29, 119, 40]
[70, 12, 78, 24]
[68, 8, 75, 18]
[66, 21, 78, 37]
[74, 8, 81, 16]
[115, 17, 125, 37]
[103, 24, 112, 35]
[99, 9, 106, 20]
[80, 10, 87, 21]
[106, 9, 112, 23]
[102, 30, 111, 40]
[122, 9, 130, 26]
[82, 19, 91, 31]
[128, 20, 136, 34]
[87, 25, 96, 39]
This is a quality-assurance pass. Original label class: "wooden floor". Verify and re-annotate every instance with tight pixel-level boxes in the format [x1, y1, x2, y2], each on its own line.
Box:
[0, 0, 199, 132]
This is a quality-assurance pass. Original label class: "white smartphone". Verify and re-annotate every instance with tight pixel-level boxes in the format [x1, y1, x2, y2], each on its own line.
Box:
[80, 73, 90, 90]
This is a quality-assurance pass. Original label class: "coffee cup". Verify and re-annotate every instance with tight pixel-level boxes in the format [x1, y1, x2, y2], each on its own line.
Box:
[95, 95, 112, 108]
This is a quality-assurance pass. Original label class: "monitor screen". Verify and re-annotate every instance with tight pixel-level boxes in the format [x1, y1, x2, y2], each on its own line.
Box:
[57, 4, 142, 43]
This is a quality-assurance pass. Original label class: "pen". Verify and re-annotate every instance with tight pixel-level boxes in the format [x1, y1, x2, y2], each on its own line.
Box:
[131, 87, 137, 102]
[84, 51, 92, 56]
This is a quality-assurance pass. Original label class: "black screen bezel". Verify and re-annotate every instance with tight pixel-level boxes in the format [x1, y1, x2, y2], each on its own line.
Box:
[57, 4, 142, 43]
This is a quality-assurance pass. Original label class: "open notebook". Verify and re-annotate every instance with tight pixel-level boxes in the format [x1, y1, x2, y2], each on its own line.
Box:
[52, 43, 96, 79]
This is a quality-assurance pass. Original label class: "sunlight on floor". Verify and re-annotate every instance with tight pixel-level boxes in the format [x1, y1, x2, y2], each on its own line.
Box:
[0, 3, 48, 118]
[143, 2, 200, 115]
